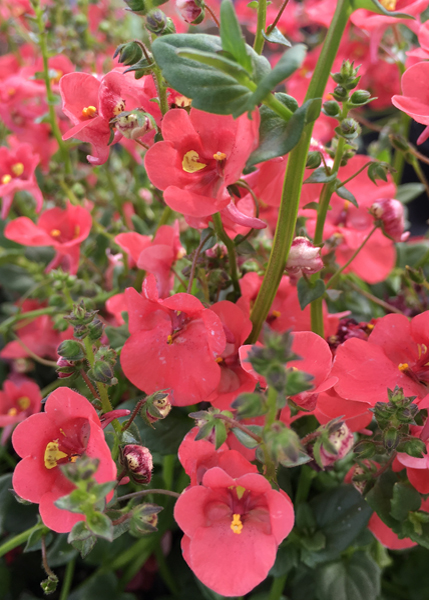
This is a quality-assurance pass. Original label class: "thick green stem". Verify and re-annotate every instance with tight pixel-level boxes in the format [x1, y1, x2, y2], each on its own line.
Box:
[59, 558, 75, 600]
[0, 523, 45, 558]
[327, 225, 377, 290]
[253, 0, 267, 54]
[34, 0, 72, 175]
[247, 0, 351, 343]
[0, 306, 58, 335]
[212, 212, 240, 297]
[294, 465, 316, 505]
[269, 573, 288, 600]
[151, 64, 169, 116]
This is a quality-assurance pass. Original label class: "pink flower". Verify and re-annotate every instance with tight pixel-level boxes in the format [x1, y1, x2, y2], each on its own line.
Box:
[60, 71, 160, 165]
[392, 62, 429, 145]
[0, 300, 73, 361]
[368, 513, 417, 550]
[174, 463, 294, 596]
[370, 198, 409, 242]
[0, 378, 41, 444]
[319, 423, 354, 467]
[331, 312, 429, 406]
[144, 108, 260, 219]
[120, 274, 226, 406]
[286, 236, 324, 281]
[12, 387, 116, 533]
[4, 202, 92, 274]
[0, 141, 43, 218]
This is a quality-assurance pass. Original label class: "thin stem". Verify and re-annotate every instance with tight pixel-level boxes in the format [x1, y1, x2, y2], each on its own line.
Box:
[269, 573, 288, 600]
[392, 112, 411, 185]
[11, 333, 58, 367]
[294, 465, 316, 505]
[253, 0, 267, 54]
[80, 370, 101, 401]
[0, 523, 45, 558]
[154, 544, 179, 595]
[59, 557, 75, 600]
[0, 307, 58, 335]
[41, 536, 56, 579]
[338, 161, 372, 189]
[348, 280, 404, 315]
[247, 0, 351, 343]
[266, 0, 290, 35]
[212, 212, 240, 297]
[327, 226, 378, 289]
[151, 64, 169, 116]
[187, 235, 209, 293]
[205, 3, 220, 27]
[34, 0, 72, 175]
[116, 489, 180, 504]
[122, 398, 146, 432]
[212, 414, 262, 443]
[410, 156, 429, 201]
[156, 206, 173, 230]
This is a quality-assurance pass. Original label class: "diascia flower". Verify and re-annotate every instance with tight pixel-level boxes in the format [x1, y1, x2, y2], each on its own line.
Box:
[392, 62, 429, 145]
[121, 274, 226, 405]
[0, 378, 41, 444]
[4, 202, 92, 274]
[174, 462, 294, 596]
[12, 387, 116, 533]
[144, 107, 260, 219]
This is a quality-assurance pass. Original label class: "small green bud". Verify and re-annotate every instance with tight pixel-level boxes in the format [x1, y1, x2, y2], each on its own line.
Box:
[332, 85, 348, 102]
[129, 504, 163, 537]
[88, 318, 104, 341]
[350, 89, 371, 105]
[48, 294, 64, 307]
[340, 118, 359, 136]
[124, 0, 147, 14]
[88, 360, 115, 385]
[305, 151, 322, 169]
[322, 100, 341, 117]
[113, 41, 143, 66]
[383, 426, 400, 451]
[396, 438, 427, 458]
[57, 339, 86, 361]
[146, 10, 176, 34]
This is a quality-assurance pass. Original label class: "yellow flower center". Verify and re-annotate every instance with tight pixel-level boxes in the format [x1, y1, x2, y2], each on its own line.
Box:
[380, 0, 396, 9]
[215, 356, 223, 363]
[230, 514, 243, 534]
[167, 334, 173, 345]
[50, 70, 63, 85]
[398, 363, 409, 372]
[182, 150, 207, 173]
[7, 408, 18, 416]
[1, 174, 12, 184]
[44, 440, 68, 470]
[74, 225, 81, 238]
[213, 151, 226, 161]
[82, 105, 97, 118]
[17, 396, 30, 410]
[50, 229, 61, 237]
[175, 95, 192, 108]
[271, 310, 281, 318]
[113, 100, 126, 116]
[11, 163, 24, 176]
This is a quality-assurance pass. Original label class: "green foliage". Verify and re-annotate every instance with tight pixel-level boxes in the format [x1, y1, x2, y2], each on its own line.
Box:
[316, 552, 381, 600]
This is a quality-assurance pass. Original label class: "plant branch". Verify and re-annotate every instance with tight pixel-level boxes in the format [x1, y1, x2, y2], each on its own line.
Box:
[116, 489, 180, 504]
[213, 414, 262, 443]
[266, 0, 290, 35]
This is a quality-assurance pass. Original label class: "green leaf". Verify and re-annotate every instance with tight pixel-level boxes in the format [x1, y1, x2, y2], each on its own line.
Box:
[297, 278, 326, 310]
[105, 323, 130, 352]
[350, 0, 415, 18]
[231, 392, 267, 418]
[176, 48, 250, 79]
[68, 572, 135, 600]
[246, 43, 306, 107]
[247, 97, 318, 166]
[128, 404, 192, 454]
[152, 34, 270, 116]
[304, 168, 337, 184]
[269, 543, 299, 577]
[316, 552, 381, 600]
[231, 425, 261, 449]
[308, 485, 373, 566]
[390, 482, 421, 522]
[86, 511, 114, 541]
[262, 26, 291, 47]
[335, 183, 358, 207]
[365, 470, 398, 530]
[220, 0, 252, 72]
[395, 182, 426, 204]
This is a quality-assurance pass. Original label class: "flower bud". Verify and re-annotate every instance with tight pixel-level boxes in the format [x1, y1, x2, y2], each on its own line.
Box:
[286, 237, 324, 279]
[113, 41, 143, 66]
[340, 118, 359, 136]
[129, 503, 163, 537]
[123, 0, 147, 14]
[176, 0, 205, 24]
[350, 89, 371, 105]
[332, 85, 348, 102]
[265, 422, 311, 468]
[115, 112, 155, 140]
[369, 198, 409, 242]
[322, 100, 341, 117]
[145, 391, 172, 423]
[305, 151, 322, 169]
[88, 318, 104, 341]
[383, 426, 400, 451]
[88, 360, 115, 385]
[121, 445, 153, 484]
[57, 339, 86, 361]
[146, 10, 176, 34]
[56, 357, 77, 379]
[319, 423, 354, 467]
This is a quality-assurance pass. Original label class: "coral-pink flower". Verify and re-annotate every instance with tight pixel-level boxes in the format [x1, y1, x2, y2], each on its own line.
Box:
[4, 201, 92, 274]
[0, 141, 43, 218]
[174, 462, 294, 597]
[0, 378, 41, 444]
[392, 62, 429, 145]
[12, 387, 116, 533]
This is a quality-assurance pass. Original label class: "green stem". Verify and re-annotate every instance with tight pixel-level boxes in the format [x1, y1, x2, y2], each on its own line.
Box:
[392, 110, 411, 186]
[253, 0, 267, 54]
[34, 0, 72, 175]
[59, 557, 75, 600]
[327, 226, 378, 290]
[247, 0, 351, 343]
[266, 0, 290, 35]
[0, 522, 45, 558]
[294, 465, 316, 505]
[338, 161, 372, 189]
[162, 454, 175, 491]
[212, 212, 240, 297]
[410, 156, 429, 201]
[156, 206, 173, 229]
[263, 93, 294, 121]
[0, 307, 58, 334]
[269, 573, 287, 600]
[151, 64, 169, 116]
[40, 378, 63, 398]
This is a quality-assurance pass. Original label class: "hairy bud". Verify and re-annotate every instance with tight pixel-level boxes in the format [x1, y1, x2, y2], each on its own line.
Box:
[370, 198, 409, 242]
[121, 445, 153, 484]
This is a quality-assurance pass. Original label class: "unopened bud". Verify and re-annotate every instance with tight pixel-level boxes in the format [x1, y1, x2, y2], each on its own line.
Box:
[116, 112, 155, 140]
[384, 426, 400, 451]
[88, 360, 115, 384]
[306, 151, 322, 169]
[129, 503, 162, 537]
[145, 391, 172, 423]
[113, 41, 143, 66]
[57, 340, 85, 361]
[370, 198, 409, 242]
[332, 85, 348, 102]
[340, 118, 359, 136]
[286, 236, 324, 278]
[176, 0, 205, 24]
[320, 423, 354, 467]
[322, 100, 341, 117]
[56, 357, 77, 379]
[121, 445, 153, 484]
[88, 318, 104, 341]
[350, 89, 371, 105]
[123, 0, 147, 14]
[146, 10, 176, 34]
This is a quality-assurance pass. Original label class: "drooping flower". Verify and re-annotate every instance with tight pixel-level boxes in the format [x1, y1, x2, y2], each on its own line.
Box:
[174, 462, 294, 596]
[12, 387, 116, 533]
[0, 378, 41, 444]
[0, 141, 43, 218]
[120, 274, 226, 405]
[144, 108, 260, 219]
[4, 202, 92, 274]
[285, 236, 324, 282]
